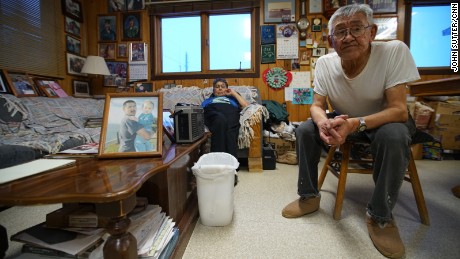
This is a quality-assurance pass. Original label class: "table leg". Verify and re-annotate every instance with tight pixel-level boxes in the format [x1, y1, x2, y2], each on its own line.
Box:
[95, 195, 137, 259]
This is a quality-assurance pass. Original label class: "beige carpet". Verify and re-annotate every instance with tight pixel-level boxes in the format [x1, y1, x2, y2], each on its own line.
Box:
[1, 159, 459, 259]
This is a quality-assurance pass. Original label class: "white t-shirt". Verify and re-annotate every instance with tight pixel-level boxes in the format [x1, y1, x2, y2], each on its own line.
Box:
[313, 40, 420, 117]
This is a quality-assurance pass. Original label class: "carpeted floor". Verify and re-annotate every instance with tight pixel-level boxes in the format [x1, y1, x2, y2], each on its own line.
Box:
[1, 158, 459, 258]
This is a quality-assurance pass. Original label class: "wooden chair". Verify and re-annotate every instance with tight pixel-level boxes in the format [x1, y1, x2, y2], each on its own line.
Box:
[318, 129, 433, 226]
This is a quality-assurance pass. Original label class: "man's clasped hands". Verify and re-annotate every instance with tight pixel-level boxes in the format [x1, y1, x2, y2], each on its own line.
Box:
[317, 114, 353, 146]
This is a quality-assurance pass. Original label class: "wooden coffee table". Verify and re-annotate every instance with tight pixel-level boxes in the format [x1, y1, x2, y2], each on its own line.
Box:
[0, 135, 209, 259]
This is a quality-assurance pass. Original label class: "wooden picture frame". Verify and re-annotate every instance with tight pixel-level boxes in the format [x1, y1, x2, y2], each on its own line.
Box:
[323, 0, 346, 18]
[2, 70, 38, 97]
[66, 53, 87, 76]
[264, 0, 296, 23]
[374, 17, 397, 40]
[64, 16, 81, 38]
[122, 12, 142, 41]
[117, 43, 128, 58]
[62, 0, 83, 22]
[33, 78, 58, 97]
[162, 109, 175, 143]
[108, 0, 126, 12]
[0, 70, 10, 93]
[98, 15, 117, 42]
[309, 0, 323, 14]
[98, 43, 117, 59]
[135, 82, 153, 92]
[66, 35, 81, 55]
[368, 0, 397, 14]
[106, 61, 128, 78]
[98, 93, 163, 158]
[312, 47, 326, 57]
[72, 79, 91, 97]
[127, 0, 145, 10]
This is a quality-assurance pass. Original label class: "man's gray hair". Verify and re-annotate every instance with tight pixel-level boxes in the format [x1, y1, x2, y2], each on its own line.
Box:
[328, 4, 374, 34]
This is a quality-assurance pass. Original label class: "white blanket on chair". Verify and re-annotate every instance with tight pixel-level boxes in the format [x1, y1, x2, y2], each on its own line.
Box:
[238, 104, 269, 149]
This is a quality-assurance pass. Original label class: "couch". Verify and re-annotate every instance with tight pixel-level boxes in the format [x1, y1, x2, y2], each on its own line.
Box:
[0, 94, 103, 168]
[0, 86, 266, 171]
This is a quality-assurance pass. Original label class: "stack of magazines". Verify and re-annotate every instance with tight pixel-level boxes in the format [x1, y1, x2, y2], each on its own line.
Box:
[12, 204, 179, 259]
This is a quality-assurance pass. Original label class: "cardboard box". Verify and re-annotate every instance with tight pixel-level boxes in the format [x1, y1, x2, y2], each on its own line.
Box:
[264, 137, 295, 155]
[427, 101, 460, 128]
[434, 114, 460, 128]
[431, 126, 460, 150]
[428, 101, 460, 115]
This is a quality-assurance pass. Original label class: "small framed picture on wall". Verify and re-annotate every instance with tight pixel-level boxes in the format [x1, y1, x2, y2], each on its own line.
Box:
[368, 0, 397, 14]
[61, 0, 83, 22]
[122, 12, 142, 41]
[312, 47, 326, 57]
[72, 79, 91, 98]
[99, 43, 117, 59]
[98, 15, 117, 42]
[64, 16, 81, 38]
[66, 35, 81, 55]
[118, 43, 128, 58]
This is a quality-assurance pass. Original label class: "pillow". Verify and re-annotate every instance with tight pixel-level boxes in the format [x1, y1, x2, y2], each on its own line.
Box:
[159, 86, 204, 110]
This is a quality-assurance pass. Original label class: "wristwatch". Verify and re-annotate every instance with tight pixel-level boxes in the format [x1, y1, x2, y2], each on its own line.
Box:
[357, 117, 367, 132]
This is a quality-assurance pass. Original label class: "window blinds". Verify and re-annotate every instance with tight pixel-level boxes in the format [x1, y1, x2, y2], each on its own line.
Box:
[0, 0, 65, 78]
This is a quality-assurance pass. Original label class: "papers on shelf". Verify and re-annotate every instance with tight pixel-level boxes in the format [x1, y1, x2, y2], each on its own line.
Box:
[11, 223, 104, 256]
[0, 159, 76, 184]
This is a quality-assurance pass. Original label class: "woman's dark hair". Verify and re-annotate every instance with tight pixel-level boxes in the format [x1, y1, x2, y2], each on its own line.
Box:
[212, 78, 228, 88]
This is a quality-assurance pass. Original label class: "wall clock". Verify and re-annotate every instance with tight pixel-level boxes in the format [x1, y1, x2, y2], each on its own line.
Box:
[297, 17, 310, 40]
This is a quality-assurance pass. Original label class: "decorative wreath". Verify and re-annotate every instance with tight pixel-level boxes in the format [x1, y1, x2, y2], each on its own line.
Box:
[262, 67, 292, 89]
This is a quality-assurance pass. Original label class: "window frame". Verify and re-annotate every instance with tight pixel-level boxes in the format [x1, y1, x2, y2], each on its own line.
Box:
[150, 8, 260, 80]
[403, 0, 456, 75]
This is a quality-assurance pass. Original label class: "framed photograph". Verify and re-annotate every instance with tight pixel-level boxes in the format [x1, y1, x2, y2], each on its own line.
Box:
[368, 0, 397, 14]
[129, 43, 147, 62]
[309, 0, 323, 14]
[127, 0, 145, 10]
[299, 49, 311, 65]
[108, 0, 126, 12]
[64, 16, 81, 38]
[122, 12, 141, 41]
[312, 47, 326, 57]
[3, 70, 38, 97]
[72, 79, 91, 97]
[62, 0, 83, 22]
[98, 43, 117, 59]
[98, 93, 163, 158]
[162, 109, 175, 143]
[33, 78, 58, 97]
[118, 43, 128, 58]
[98, 15, 117, 41]
[135, 82, 153, 92]
[66, 53, 87, 76]
[106, 61, 128, 78]
[324, 0, 346, 18]
[374, 17, 397, 40]
[66, 35, 81, 55]
[264, 0, 295, 23]
[0, 70, 10, 93]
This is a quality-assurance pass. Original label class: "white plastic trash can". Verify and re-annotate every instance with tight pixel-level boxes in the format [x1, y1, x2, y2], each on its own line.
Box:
[192, 152, 239, 227]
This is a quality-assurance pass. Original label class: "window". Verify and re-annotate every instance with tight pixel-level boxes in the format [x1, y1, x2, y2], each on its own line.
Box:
[404, 0, 455, 74]
[150, 3, 260, 80]
[0, 0, 65, 78]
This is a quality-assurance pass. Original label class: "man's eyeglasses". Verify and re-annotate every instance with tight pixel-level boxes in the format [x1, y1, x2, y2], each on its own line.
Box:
[331, 25, 372, 41]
